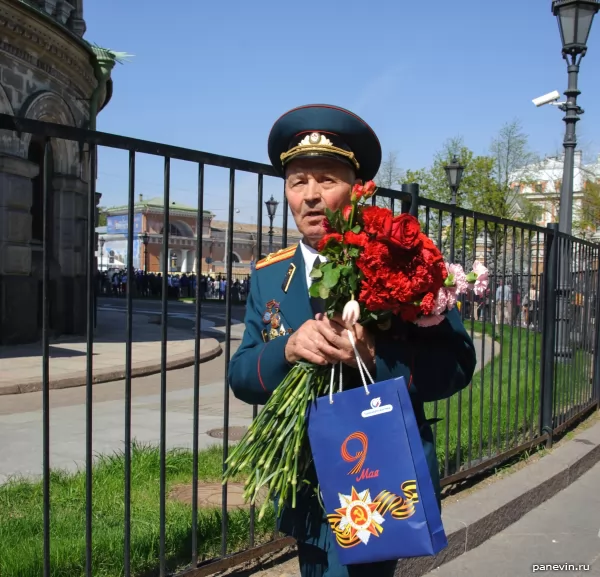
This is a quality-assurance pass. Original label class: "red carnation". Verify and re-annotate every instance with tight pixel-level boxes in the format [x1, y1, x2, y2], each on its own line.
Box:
[361, 206, 393, 240]
[317, 233, 343, 252]
[342, 205, 353, 221]
[344, 231, 368, 248]
[420, 292, 436, 315]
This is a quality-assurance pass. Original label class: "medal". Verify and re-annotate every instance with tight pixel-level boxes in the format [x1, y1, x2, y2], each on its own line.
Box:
[270, 328, 279, 340]
[270, 313, 281, 329]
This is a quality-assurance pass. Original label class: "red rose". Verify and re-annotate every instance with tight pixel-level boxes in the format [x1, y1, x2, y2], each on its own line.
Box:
[342, 205, 353, 221]
[363, 181, 377, 198]
[361, 206, 393, 240]
[352, 183, 364, 200]
[344, 231, 368, 248]
[389, 214, 422, 251]
[317, 232, 343, 252]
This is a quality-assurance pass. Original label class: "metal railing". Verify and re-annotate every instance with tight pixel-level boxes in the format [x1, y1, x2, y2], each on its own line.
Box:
[0, 114, 598, 577]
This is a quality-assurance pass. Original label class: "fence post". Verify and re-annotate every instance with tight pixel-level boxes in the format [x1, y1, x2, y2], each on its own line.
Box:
[593, 255, 600, 410]
[540, 223, 558, 447]
[401, 183, 420, 217]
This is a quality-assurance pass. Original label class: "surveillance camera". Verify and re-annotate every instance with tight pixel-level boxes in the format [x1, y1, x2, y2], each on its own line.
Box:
[532, 91, 561, 107]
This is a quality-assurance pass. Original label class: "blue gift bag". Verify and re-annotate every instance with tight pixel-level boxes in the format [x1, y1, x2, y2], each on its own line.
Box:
[307, 373, 447, 565]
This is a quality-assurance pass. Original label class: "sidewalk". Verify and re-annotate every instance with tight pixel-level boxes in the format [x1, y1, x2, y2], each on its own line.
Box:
[424, 460, 600, 576]
[0, 310, 221, 396]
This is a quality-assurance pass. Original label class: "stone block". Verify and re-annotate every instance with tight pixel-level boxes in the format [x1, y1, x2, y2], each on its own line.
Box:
[0, 155, 39, 180]
[0, 244, 31, 275]
[0, 209, 32, 243]
[55, 0, 74, 24]
[0, 274, 39, 344]
[2, 68, 24, 92]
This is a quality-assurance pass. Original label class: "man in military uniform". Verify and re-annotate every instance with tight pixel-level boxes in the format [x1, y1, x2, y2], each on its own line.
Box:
[228, 104, 477, 577]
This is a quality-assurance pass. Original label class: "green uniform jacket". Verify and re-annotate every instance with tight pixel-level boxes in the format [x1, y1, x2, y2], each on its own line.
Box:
[228, 245, 477, 545]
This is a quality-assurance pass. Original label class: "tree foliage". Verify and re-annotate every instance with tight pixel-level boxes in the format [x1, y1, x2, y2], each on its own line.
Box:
[374, 151, 403, 210]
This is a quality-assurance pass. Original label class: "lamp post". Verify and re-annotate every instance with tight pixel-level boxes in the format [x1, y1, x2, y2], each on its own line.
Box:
[552, 0, 599, 359]
[444, 155, 464, 263]
[140, 231, 149, 272]
[265, 195, 279, 254]
[99, 237, 105, 271]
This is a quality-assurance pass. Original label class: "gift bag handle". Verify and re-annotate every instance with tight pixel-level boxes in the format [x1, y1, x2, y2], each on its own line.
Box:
[329, 329, 375, 404]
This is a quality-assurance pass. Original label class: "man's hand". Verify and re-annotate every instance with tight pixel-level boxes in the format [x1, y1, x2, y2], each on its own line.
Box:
[326, 313, 376, 371]
[284, 319, 345, 366]
[284, 313, 376, 370]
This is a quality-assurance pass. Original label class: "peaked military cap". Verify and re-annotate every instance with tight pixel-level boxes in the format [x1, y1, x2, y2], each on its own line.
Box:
[267, 104, 382, 181]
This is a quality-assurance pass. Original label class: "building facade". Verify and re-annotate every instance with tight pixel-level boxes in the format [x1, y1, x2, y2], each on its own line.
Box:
[99, 195, 302, 276]
[510, 151, 600, 238]
[0, 0, 113, 344]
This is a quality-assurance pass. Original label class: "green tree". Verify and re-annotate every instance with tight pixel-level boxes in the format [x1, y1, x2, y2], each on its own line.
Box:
[98, 207, 108, 227]
[575, 178, 600, 239]
[374, 151, 403, 210]
[488, 119, 540, 222]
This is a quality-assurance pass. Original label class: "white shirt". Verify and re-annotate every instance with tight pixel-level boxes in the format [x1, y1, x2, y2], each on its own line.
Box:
[299, 241, 326, 288]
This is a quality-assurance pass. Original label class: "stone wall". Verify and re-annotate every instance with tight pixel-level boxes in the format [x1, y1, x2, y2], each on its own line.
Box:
[0, 0, 101, 344]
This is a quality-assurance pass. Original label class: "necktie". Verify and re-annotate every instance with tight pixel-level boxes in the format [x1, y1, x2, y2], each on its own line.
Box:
[310, 255, 325, 315]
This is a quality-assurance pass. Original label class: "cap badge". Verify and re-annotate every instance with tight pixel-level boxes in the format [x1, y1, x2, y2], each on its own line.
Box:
[301, 132, 333, 147]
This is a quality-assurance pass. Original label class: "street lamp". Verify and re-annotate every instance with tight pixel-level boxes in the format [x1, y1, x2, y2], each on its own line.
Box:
[140, 231, 149, 272]
[265, 195, 279, 254]
[99, 237, 105, 271]
[444, 155, 465, 262]
[552, 0, 599, 359]
[552, 0, 599, 235]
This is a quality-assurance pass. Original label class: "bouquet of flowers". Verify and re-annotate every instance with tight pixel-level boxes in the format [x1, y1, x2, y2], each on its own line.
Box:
[223, 181, 488, 519]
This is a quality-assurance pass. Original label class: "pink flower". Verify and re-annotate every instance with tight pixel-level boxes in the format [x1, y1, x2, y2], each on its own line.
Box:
[432, 287, 449, 316]
[469, 261, 489, 297]
[448, 263, 468, 295]
[414, 313, 445, 327]
[446, 287, 457, 310]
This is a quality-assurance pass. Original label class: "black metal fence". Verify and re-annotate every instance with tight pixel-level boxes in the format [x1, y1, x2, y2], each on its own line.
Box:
[0, 113, 598, 577]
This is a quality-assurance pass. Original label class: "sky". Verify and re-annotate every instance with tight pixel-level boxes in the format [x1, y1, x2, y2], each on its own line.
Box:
[85, 0, 600, 230]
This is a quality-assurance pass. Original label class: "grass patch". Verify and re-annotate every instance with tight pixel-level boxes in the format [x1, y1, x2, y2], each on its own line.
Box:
[0, 443, 275, 577]
[429, 319, 595, 477]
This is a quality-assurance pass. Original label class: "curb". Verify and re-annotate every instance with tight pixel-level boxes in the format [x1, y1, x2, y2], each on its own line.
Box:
[395, 415, 600, 577]
[0, 339, 222, 396]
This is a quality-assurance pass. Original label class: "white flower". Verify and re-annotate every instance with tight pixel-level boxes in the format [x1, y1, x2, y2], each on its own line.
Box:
[342, 300, 360, 326]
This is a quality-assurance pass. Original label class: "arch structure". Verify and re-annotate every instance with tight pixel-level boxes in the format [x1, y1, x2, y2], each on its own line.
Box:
[17, 91, 80, 176]
[161, 220, 195, 238]
[0, 84, 18, 156]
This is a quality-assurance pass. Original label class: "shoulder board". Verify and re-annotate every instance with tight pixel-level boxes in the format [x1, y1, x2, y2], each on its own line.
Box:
[255, 244, 297, 270]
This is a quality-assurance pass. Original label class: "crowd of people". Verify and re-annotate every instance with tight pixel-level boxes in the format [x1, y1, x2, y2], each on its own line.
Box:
[97, 269, 251, 302]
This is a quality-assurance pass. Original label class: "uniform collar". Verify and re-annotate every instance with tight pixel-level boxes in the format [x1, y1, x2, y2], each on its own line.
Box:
[299, 240, 326, 288]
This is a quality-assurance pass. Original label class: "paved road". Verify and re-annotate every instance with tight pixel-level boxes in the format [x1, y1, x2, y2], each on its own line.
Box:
[0, 302, 492, 483]
[98, 297, 247, 328]
[0, 339, 247, 483]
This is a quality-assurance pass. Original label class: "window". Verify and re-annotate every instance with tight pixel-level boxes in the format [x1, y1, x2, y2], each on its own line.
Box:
[535, 183, 543, 194]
